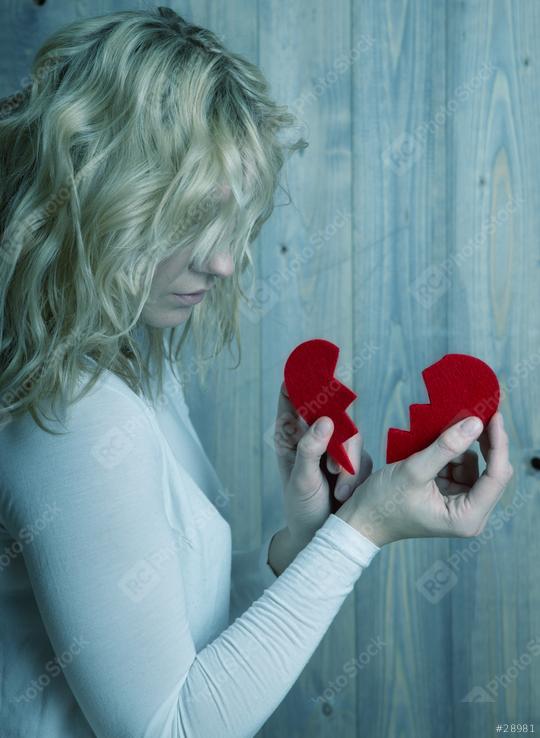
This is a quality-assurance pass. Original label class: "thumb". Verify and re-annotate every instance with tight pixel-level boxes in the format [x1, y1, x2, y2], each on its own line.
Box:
[402, 415, 484, 484]
[290, 416, 334, 492]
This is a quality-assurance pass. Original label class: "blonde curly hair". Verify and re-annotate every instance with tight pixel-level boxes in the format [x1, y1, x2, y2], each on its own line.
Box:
[0, 6, 307, 434]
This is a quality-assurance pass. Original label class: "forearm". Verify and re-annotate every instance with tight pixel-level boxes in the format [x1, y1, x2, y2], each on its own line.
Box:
[173, 515, 380, 737]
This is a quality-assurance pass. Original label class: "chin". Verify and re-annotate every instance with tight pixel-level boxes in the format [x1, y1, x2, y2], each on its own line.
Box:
[140, 306, 192, 328]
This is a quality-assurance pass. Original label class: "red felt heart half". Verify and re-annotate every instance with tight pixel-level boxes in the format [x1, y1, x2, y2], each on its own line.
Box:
[386, 353, 500, 463]
[284, 339, 358, 474]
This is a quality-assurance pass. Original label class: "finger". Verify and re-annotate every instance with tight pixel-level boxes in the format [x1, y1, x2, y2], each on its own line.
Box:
[273, 411, 305, 455]
[403, 415, 484, 485]
[277, 381, 295, 418]
[465, 412, 513, 520]
[273, 408, 308, 488]
[438, 463, 452, 480]
[357, 448, 374, 484]
[327, 429, 368, 477]
[437, 452, 469, 479]
[333, 433, 373, 501]
[276, 381, 304, 431]
[291, 416, 334, 493]
[274, 381, 308, 450]
[326, 454, 341, 474]
[436, 451, 479, 490]
[450, 450, 479, 487]
[334, 449, 373, 502]
[436, 476, 471, 495]
[330, 431, 361, 476]
[478, 411, 501, 465]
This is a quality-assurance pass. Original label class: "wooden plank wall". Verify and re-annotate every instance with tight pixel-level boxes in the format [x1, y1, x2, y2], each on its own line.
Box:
[1, 2, 538, 737]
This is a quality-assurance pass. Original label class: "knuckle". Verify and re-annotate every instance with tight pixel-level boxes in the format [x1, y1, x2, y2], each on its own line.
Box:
[297, 433, 317, 458]
[273, 428, 296, 451]
[400, 459, 420, 485]
[277, 410, 295, 427]
[436, 431, 461, 456]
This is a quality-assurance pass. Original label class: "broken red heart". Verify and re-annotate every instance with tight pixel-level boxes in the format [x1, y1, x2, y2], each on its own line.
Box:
[386, 353, 500, 463]
[284, 339, 358, 474]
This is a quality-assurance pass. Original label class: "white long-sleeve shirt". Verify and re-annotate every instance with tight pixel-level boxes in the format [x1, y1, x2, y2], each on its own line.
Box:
[0, 335, 381, 738]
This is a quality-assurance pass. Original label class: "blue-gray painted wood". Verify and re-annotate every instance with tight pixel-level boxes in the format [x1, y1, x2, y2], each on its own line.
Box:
[1, 2, 538, 736]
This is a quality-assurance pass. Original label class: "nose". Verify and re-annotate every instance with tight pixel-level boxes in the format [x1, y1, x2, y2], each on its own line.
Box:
[201, 248, 235, 280]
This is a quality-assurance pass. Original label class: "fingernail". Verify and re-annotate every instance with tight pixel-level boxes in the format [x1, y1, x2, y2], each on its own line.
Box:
[335, 483, 351, 501]
[315, 418, 333, 436]
[460, 416, 483, 435]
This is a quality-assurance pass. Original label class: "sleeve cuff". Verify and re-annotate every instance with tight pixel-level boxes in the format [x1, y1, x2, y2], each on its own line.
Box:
[257, 514, 381, 588]
[320, 513, 382, 568]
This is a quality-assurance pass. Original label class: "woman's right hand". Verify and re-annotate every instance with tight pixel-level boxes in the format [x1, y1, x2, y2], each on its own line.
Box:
[335, 411, 514, 547]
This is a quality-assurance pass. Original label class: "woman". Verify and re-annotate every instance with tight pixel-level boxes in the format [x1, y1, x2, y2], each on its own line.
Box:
[0, 7, 513, 738]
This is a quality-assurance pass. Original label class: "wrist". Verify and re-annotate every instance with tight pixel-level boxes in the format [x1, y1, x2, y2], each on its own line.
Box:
[334, 497, 388, 548]
[267, 526, 304, 577]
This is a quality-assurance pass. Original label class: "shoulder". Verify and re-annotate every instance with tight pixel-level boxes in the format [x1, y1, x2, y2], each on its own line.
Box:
[0, 365, 163, 513]
[0, 362, 164, 530]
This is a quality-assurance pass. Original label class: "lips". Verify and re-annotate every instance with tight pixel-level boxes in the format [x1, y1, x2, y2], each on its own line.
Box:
[171, 290, 208, 305]
[176, 290, 206, 296]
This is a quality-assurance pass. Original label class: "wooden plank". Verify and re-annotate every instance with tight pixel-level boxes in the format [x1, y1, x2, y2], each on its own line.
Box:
[179, 0, 263, 552]
[0, 0, 154, 104]
[447, 0, 540, 733]
[351, 1, 452, 737]
[255, 1, 359, 735]
[3, 2, 538, 736]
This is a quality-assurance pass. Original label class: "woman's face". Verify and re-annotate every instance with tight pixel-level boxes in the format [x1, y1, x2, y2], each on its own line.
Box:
[141, 243, 234, 328]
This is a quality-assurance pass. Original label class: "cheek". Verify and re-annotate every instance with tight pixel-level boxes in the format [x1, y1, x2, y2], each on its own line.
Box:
[152, 261, 169, 287]
[153, 248, 193, 286]
[150, 257, 175, 294]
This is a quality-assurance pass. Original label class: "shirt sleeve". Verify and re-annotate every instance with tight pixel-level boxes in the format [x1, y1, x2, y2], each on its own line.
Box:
[8, 384, 381, 738]
[229, 526, 279, 623]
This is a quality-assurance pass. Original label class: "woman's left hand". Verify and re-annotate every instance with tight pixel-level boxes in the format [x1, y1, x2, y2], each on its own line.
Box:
[273, 381, 373, 548]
